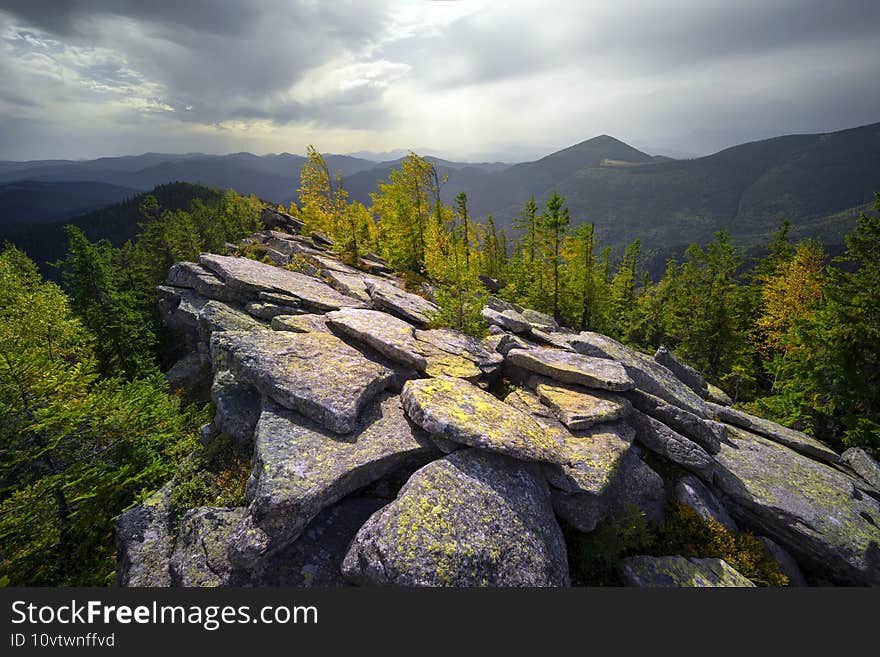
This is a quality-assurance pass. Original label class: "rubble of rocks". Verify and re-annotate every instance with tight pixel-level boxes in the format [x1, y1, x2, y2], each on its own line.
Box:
[116, 224, 880, 588]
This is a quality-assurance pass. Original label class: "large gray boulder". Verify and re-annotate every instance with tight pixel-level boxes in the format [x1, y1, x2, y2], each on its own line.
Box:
[708, 402, 840, 465]
[572, 332, 712, 418]
[630, 409, 715, 481]
[401, 376, 565, 464]
[551, 449, 667, 533]
[628, 389, 724, 454]
[481, 306, 530, 334]
[170, 507, 244, 587]
[506, 347, 634, 391]
[365, 280, 439, 326]
[229, 395, 438, 568]
[115, 484, 174, 587]
[618, 556, 755, 587]
[199, 253, 366, 311]
[533, 379, 632, 431]
[714, 427, 880, 585]
[210, 330, 394, 434]
[342, 449, 570, 586]
[211, 369, 261, 444]
[326, 308, 427, 370]
[654, 347, 710, 399]
[841, 448, 880, 491]
[167, 261, 232, 301]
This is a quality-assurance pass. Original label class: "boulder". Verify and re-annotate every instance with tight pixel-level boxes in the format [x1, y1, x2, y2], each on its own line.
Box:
[618, 556, 755, 587]
[325, 308, 426, 370]
[342, 449, 570, 586]
[714, 427, 880, 585]
[630, 410, 715, 481]
[210, 330, 394, 434]
[551, 449, 667, 533]
[199, 253, 366, 311]
[707, 383, 734, 406]
[244, 301, 304, 320]
[654, 347, 710, 399]
[401, 376, 564, 464]
[260, 208, 304, 234]
[170, 507, 244, 587]
[270, 314, 331, 333]
[481, 306, 531, 334]
[572, 332, 712, 418]
[365, 280, 439, 326]
[167, 261, 232, 300]
[506, 347, 633, 392]
[841, 448, 880, 491]
[674, 475, 738, 531]
[198, 299, 266, 338]
[414, 328, 503, 377]
[707, 402, 840, 465]
[229, 395, 438, 568]
[522, 308, 559, 332]
[211, 369, 261, 444]
[115, 484, 174, 587]
[628, 389, 724, 454]
[533, 379, 632, 431]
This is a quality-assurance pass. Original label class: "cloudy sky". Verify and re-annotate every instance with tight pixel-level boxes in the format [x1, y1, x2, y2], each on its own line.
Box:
[1, 0, 879, 161]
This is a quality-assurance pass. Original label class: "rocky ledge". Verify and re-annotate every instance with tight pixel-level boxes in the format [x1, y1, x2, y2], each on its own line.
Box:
[117, 225, 880, 587]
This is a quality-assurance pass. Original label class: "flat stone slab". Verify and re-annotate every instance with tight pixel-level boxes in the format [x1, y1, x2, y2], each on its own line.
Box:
[708, 402, 840, 465]
[229, 395, 438, 567]
[198, 300, 267, 338]
[401, 376, 565, 464]
[534, 379, 632, 430]
[618, 556, 755, 587]
[325, 308, 427, 370]
[270, 314, 331, 333]
[630, 409, 715, 481]
[366, 280, 439, 326]
[481, 306, 530, 334]
[573, 332, 712, 417]
[506, 347, 634, 391]
[841, 448, 880, 491]
[342, 448, 570, 586]
[542, 422, 638, 496]
[210, 330, 394, 434]
[415, 328, 503, 377]
[714, 427, 880, 585]
[629, 389, 724, 454]
[199, 253, 366, 311]
[654, 346, 710, 399]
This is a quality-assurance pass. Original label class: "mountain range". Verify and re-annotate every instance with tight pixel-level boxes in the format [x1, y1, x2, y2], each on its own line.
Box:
[2, 121, 878, 271]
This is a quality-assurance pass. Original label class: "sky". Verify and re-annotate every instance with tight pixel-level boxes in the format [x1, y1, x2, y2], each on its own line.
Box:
[1, 0, 879, 162]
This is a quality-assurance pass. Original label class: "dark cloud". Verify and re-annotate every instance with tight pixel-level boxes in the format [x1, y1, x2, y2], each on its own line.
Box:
[0, 0, 878, 159]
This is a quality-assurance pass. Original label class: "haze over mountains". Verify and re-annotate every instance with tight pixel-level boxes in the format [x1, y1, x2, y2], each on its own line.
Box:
[2, 121, 879, 272]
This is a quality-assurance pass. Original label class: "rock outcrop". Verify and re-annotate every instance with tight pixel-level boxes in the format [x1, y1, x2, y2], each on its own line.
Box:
[116, 222, 880, 588]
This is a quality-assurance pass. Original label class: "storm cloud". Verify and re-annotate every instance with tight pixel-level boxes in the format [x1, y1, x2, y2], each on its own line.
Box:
[1, 0, 878, 160]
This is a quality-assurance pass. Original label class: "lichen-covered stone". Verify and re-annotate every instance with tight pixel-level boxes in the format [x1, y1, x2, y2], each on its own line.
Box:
[170, 507, 244, 587]
[481, 306, 530, 333]
[342, 449, 570, 586]
[708, 402, 840, 465]
[325, 308, 427, 370]
[365, 280, 439, 326]
[841, 447, 880, 491]
[211, 369, 261, 444]
[198, 299, 266, 339]
[551, 449, 666, 533]
[270, 314, 331, 334]
[506, 347, 634, 391]
[414, 328, 503, 377]
[707, 383, 733, 406]
[674, 475, 738, 531]
[628, 389, 724, 454]
[244, 301, 304, 319]
[229, 394, 438, 568]
[401, 376, 565, 464]
[167, 261, 232, 300]
[521, 308, 558, 332]
[534, 379, 631, 431]
[630, 409, 715, 481]
[618, 556, 755, 587]
[654, 346, 710, 399]
[573, 331, 712, 418]
[714, 427, 880, 585]
[210, 330, 393, 434]
[115, 484, 174, 587]
[199, 253, 366, 311]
